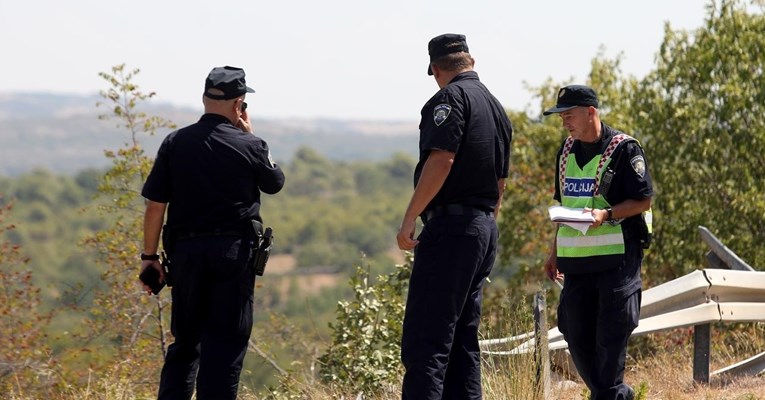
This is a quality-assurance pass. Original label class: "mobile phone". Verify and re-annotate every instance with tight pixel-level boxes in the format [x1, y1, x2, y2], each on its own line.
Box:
[139, 266, 165, 295]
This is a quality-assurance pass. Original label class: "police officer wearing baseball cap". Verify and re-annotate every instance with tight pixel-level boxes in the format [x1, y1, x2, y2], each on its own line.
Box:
[397, 33, 512, 400]
[140, 66, 285, 400]
[543, 84, 653, 400]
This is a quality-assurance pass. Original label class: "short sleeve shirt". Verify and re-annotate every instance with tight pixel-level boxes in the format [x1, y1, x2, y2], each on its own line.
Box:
[142, 113, 285, 231]
[414, 71, 513, 212]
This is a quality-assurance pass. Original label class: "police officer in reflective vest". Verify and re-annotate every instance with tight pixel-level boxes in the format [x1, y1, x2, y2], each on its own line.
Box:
[397, 33, 512, 400]
[543, 85, 653, 400]
[139, 66, 285, 400]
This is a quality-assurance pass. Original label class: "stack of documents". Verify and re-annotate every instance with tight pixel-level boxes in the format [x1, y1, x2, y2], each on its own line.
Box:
[548, 206, 595, 235]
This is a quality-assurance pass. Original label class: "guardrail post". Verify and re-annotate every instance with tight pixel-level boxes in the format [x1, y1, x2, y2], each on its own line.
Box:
[533, 290, 551, 399]
[693, 323, 711, 383]
[699, 225, 755, 271]
[705, 251, 726, 270]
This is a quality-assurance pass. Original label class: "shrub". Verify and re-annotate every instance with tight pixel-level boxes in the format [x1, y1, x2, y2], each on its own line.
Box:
[317, 254, 411, 395]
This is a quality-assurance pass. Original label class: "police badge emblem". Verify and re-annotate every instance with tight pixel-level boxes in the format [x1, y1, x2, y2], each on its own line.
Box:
[433, 104, 452, 126]
[630, 155, 646, 177]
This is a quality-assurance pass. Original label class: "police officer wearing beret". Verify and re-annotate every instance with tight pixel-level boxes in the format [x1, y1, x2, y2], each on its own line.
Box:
[139, 66, 285, 400]
[397, 33, 512, 400]
[543, 85, 653, 400]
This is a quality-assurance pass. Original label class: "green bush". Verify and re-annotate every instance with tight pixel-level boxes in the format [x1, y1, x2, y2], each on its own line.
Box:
[317, 254, 412, 395]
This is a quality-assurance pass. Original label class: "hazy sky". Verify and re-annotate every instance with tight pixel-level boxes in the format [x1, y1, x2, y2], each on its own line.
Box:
[1, 0, 709, 120]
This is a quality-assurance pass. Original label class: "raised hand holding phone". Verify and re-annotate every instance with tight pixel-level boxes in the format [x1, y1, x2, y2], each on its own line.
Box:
[236, 101, 253, 133]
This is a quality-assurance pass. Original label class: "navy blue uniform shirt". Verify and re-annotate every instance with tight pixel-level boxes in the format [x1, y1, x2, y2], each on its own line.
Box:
[142, 113, 285, 232]
[414, 71, 512, 212]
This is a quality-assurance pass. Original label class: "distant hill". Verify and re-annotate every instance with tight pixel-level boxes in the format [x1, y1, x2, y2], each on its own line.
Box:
[0, 92, 418, 176]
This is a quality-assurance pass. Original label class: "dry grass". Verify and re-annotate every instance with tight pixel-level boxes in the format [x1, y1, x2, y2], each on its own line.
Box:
[6, 348, 765, 400]
[7, 320, 765, 399]
[245, 347, 765, 400]
[538, 331, 765, 400]
[623, 348, 765, 400]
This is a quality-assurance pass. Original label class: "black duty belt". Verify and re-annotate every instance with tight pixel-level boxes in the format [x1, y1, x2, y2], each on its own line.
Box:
[423, 204, 492, 223]
[174, 228, 246, 241]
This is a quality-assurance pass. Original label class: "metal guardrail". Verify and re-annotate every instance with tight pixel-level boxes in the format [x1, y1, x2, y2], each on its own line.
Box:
[480, 226, 764, 386]
[698, 226, 755, 272]
[489, 269, 765, 352]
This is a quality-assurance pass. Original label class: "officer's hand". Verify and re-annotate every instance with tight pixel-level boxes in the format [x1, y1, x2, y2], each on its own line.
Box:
[139, 260, 165, 296]
[236, 110, 253, 133]
[584, 207, 606, 228]
[397, 218, 419, 250]
[544, 254, 563, 282]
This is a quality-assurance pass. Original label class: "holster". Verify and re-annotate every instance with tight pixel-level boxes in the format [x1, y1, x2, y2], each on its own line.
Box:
[639, 214, 652, 249]
[247, 220, 273, 276]
[160, 251, 172, 287]
[161, 225, 174, 286]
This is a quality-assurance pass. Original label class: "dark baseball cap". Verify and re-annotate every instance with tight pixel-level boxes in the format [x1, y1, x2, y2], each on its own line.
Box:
[427, 33, 469, 75]
[203, 66, 255, 100]
[543, 85, 599, 115]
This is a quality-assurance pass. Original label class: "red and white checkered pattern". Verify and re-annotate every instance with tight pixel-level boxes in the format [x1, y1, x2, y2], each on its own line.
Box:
[559, 134, 631, 197]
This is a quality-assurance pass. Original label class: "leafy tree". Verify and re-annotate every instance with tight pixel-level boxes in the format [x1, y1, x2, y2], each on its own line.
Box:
[494, 2, 765, 363]
[496, 108, 560, 287]
[353, 152, 415, 196]
[634, 0, 765, 283]
[296, 241, 358, 270]
[5, 169, 76, 207]
[0, 171, 105, 298]
[383, 152, 417, 183]
[284, 146, 355, 197]
[74, 167, 106, 195]
[68, 64, 176, 390]
[0, 201, 55, 396]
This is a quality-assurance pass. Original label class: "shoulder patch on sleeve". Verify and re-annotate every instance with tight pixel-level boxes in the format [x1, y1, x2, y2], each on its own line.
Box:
[630, 155, 646, 177]
[433, 104, 452, 126]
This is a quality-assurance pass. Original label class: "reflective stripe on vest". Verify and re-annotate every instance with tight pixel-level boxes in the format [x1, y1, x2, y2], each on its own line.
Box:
[566, 133, 654, 235]
[557, 232, 625, 258]
[645, 209, 653, 233]
[557, 134, 631, 260]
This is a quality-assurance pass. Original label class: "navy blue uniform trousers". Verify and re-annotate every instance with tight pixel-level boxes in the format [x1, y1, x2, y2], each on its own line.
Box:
[557, 241, 642, 400]
[401, 213, 497, 400]
[158, 235, 255, 400]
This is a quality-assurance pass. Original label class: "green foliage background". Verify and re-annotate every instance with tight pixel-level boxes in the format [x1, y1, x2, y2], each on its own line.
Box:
[498, 0, 765, 293]
[2, 1, 765, 397]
